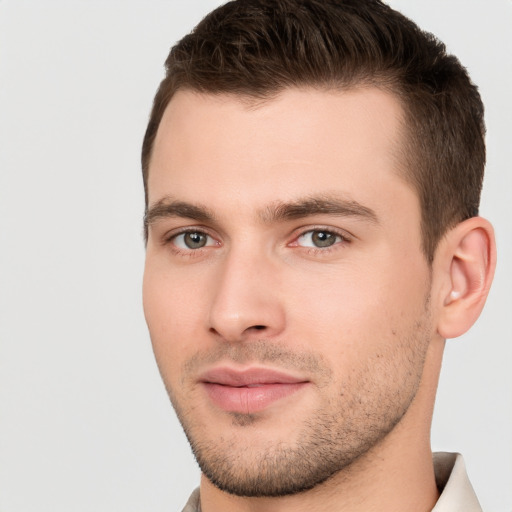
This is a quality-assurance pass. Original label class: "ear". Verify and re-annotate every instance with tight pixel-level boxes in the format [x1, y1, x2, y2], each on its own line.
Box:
[435, 217, 496, 339]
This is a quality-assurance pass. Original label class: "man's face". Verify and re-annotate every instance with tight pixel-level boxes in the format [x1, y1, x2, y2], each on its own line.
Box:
[143, 88, 433, 497]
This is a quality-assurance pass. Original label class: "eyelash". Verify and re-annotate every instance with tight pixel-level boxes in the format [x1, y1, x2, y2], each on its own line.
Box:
[163, 226, 352, 257]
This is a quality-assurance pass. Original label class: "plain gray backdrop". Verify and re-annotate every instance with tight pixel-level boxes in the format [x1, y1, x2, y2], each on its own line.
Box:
[0, 1, 511, 511]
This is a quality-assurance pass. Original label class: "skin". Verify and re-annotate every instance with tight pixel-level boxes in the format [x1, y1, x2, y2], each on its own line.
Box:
[143, 88, 495, 512]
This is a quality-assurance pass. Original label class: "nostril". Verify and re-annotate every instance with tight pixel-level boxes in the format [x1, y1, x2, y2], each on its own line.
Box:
[252, 325, 266, 330]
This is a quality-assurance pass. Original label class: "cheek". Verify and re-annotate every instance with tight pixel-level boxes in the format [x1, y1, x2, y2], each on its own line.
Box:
[142, 263, 206, 378]
[284, 257, 429, 359]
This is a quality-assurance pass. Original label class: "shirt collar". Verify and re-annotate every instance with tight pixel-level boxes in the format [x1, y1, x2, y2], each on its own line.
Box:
[432, 452, 482, 512]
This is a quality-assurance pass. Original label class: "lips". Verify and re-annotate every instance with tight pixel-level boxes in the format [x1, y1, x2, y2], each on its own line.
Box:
[199, 367, 309, 414]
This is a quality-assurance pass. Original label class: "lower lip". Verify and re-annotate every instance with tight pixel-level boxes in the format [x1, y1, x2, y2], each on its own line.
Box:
[202, 382, 307, 414]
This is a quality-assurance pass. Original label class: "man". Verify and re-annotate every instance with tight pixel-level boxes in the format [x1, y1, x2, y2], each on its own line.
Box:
[141, 1, 496, 510]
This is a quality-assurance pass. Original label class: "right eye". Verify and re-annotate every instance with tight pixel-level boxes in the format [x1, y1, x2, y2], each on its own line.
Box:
[172, 231, 217, 250]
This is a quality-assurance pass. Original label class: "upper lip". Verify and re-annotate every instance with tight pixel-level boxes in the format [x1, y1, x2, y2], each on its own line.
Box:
[199, 367, 309, 387]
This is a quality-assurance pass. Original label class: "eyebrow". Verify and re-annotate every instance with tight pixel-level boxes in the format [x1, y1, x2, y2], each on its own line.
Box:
[144, 198, 216, 229]
[260, 195, 379, 224]
[144, 194, 379, 231]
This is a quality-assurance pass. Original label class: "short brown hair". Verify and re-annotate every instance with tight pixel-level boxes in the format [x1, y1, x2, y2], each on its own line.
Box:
[142, 0, 485, 262]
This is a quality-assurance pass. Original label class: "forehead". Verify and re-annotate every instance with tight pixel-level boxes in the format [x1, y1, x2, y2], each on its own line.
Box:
[148, 87, 413, 219]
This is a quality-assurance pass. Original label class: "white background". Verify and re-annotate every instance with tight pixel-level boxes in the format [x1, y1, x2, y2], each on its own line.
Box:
[0, 1, 510, 511]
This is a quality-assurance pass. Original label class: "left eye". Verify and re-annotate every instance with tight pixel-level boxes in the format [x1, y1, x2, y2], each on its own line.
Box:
[296, 230, 343, 248]
[172, 231, 216, 250]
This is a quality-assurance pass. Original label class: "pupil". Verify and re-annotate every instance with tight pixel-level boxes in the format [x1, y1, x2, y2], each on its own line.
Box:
[312, 231, 335, 247]
[185, 232, 206, 248]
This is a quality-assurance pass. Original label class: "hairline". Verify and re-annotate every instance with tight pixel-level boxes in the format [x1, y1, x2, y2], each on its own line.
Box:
[144, 77, 414, 196]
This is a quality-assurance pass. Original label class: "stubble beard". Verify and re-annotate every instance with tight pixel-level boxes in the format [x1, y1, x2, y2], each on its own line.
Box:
[164, 309, 432, 498]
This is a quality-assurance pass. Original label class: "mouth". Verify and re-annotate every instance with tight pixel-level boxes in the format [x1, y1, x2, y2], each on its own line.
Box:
[199, 367, 310, 414]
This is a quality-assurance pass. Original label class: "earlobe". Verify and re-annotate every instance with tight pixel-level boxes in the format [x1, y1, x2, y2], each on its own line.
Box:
[436, 217, 496, 339]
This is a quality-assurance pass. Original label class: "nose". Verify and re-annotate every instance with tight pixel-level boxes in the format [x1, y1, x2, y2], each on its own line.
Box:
[207, 248, 286, 343]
